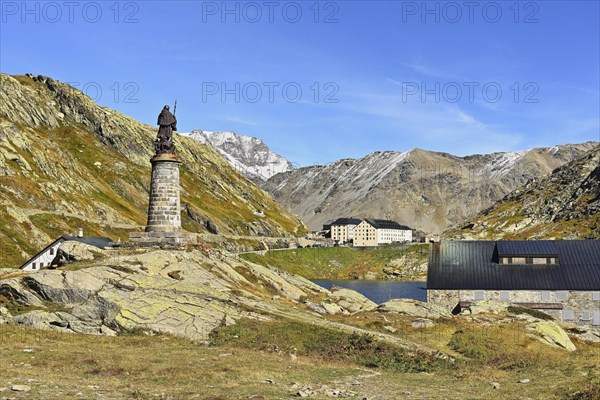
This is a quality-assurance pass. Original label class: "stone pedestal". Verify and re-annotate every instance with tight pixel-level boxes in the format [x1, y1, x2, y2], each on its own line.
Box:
[146, 153, 182, 232]
[128, 153, 195, 246]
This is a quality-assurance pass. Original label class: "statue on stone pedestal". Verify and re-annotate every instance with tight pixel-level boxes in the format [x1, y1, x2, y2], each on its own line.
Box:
[155, 105, 177, 154]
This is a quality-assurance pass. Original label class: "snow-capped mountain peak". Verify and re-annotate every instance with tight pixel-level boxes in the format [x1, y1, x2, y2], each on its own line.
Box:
[181, 129, 293, 181]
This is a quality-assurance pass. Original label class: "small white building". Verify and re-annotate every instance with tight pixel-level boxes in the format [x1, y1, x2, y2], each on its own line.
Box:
[353, 219, 413, 247]
[20, 236, 113, 272]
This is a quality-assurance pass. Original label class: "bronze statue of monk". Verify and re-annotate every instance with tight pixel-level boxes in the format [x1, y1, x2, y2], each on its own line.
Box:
[155, 105, 177, 154]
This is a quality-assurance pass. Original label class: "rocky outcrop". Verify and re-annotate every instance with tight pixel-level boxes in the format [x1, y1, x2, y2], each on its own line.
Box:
[376, 299, 452, 319]
[0, 249, 379, 340]
[446, 144, 600, 239]
[263, 144, 597, 233]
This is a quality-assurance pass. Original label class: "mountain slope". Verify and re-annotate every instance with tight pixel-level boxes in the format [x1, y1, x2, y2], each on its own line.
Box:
[0, 74, 306, 267]
[445, 144, 600, 239]
[183, 129, 293, 181]
[262, 144, 597, 233]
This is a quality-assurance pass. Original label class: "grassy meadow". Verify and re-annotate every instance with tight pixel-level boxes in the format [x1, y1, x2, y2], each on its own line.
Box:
[240, 245, 430, 280]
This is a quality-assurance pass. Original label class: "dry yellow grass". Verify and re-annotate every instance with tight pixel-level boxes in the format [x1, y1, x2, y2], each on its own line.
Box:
[0, 316, 598, 400]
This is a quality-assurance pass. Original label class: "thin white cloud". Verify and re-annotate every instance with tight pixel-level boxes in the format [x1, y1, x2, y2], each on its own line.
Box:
[218, 115, 260, 127]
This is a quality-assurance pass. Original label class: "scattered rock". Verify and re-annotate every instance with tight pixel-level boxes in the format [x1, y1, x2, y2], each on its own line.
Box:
[304, 301, 328, 315]
[383, 325, 397, 333]
[321, 302, 346, 315]
[167, 270, 183, 280]
[100, 325, 117, 336]
[22, 348, 34, 353]
[411, 318, 434, 329]
[11, 385, 30, 392]
[363, 272, 378, 280]
[518, 379, 530, 384]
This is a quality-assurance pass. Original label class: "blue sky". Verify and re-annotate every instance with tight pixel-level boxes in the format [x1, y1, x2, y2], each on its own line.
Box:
[1, 1, 598, 166]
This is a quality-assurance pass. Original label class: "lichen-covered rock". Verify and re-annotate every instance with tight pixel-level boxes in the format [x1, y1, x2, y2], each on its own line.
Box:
[527, 321, 576, 351]
[377, 299, 452, 319]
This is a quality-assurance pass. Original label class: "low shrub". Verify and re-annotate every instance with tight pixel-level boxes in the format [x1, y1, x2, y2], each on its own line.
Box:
[507, 306, 554, 321]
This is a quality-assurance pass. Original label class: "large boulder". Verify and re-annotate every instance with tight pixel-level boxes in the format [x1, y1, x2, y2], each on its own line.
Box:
[0, 278, 45, 307]
[330, 287, 377, 313]
[377, 299, 452, 319]
[527, 321, 576, 351]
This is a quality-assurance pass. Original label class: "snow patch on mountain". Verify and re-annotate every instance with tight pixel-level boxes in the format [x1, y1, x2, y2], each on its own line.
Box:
[181, 129, 293, 181]
[481, 149, 530, 179]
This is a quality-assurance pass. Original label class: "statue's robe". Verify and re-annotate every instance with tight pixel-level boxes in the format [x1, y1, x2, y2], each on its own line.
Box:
[157, 109, 177, 141]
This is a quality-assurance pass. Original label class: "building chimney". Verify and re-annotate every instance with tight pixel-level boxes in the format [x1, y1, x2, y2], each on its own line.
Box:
[77, 227, 84, 238]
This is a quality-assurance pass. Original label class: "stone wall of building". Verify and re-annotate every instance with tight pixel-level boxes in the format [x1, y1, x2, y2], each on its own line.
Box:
[428, 289, 600, 326]
[146, 158, 181, 232]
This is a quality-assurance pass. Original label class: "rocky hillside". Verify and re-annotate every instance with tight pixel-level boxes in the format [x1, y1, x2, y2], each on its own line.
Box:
[263, 144, 597, 233]
[0, 74, 305, 268]
[183, 129, 293, 181]
[445, 144, 600, 240]
[0, 246, 425, 349]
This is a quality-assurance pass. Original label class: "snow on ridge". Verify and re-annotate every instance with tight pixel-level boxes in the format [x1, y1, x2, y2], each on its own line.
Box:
[480, 149, 530, 179]
[183, 129, 293, 181]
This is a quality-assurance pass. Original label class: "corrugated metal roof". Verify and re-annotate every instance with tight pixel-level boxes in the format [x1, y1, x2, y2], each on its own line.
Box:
[427, 240, 600, 290]
[62, 236, 113, 249]
[496, 241, 558, 256]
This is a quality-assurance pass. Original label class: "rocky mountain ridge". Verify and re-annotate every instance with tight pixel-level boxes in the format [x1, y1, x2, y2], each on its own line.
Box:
[0, 73, 305, 267]
[445, 144, 600, 239]
[262, 143, 598, 233]
[183, 129, 293, 181]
